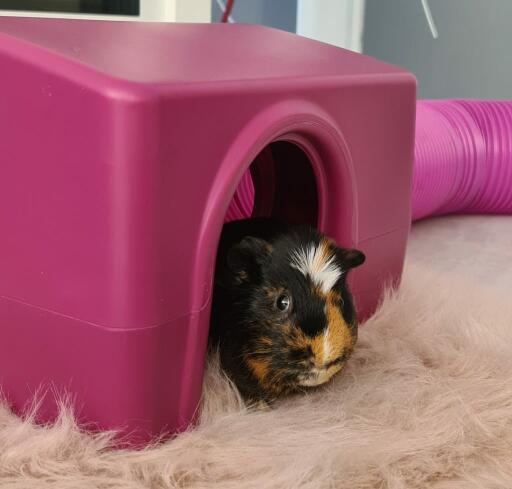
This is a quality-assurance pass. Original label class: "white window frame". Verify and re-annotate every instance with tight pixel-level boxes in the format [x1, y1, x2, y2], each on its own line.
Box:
[297, 0, 365, 53]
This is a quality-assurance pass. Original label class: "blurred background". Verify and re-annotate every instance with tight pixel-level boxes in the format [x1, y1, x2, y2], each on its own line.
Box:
[211, 0, 512, 99]
[0, 0, 510, 98]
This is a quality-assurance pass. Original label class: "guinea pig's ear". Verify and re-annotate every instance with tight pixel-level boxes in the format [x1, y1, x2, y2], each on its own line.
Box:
[337, 248, 365, 270]
[227, 237, 272, 280]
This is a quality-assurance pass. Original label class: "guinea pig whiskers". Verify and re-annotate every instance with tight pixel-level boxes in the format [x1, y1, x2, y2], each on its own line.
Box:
[324, 352, 349, 369]
[244, 349, 273, 358]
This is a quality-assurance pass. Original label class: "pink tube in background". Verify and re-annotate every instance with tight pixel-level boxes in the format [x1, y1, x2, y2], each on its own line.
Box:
[412, 100, 512, 220]
[225, 100, 512, 224]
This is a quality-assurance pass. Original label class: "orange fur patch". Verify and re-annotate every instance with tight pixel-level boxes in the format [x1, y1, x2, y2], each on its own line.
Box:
[324, 298, 355, 353]
[245, 357, 269, 383]
[258, 337, 274, 346]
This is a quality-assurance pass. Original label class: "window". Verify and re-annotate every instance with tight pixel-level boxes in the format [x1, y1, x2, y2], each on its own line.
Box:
[0, 0, 139, 16]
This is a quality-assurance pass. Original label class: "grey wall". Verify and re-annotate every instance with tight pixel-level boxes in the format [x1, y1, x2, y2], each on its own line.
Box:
[363, 0, 512, 99]
[211, 0, 296, 32]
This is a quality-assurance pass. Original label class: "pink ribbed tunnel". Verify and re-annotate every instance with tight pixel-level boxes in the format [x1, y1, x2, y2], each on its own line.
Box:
[412, 100, 512, 220]
[226, 100, 512, 224]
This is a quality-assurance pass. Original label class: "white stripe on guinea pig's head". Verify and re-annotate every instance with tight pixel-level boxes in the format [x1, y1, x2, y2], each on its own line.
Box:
[289, 239, 342, 294]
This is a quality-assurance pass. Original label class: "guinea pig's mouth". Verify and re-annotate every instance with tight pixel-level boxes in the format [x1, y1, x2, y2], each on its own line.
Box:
[294, 352, 349, 387]
[296, 362, 344, 387]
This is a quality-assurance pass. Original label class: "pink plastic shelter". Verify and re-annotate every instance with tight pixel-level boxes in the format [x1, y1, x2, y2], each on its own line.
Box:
[0, 18, 416, 443]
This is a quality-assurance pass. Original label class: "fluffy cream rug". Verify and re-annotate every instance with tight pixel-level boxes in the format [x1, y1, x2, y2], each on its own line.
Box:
[1, 216, 512, 489]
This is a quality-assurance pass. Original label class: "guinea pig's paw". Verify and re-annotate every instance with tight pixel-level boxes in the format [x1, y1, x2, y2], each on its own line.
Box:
[248, 399, 272, 412]
[256, 399, 272, 411]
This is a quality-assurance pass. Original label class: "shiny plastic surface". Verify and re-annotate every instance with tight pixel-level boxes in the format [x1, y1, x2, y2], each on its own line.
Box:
[0, 18, 416, 443]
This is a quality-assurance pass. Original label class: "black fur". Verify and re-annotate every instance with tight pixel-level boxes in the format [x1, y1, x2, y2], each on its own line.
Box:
[209, 218, 365, 404]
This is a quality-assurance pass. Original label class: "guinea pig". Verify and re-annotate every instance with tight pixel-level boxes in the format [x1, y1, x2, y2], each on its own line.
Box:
[209, 217, 366, 405]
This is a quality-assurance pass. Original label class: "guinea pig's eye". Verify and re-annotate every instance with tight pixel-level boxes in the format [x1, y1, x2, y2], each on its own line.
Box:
[276, 294, 291, 312]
